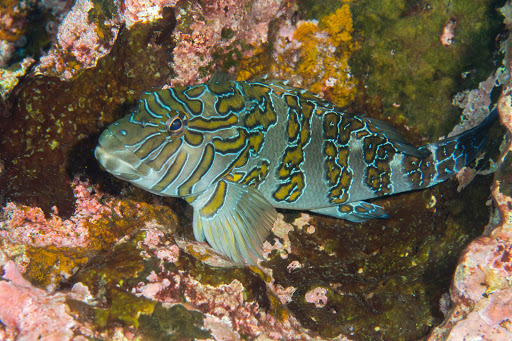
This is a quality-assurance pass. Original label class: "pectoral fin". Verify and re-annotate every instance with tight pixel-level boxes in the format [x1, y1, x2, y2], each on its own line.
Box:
[190, 180, 277, 264]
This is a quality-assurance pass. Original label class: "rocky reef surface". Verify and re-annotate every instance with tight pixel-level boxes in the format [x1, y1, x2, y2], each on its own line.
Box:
[0, 0, 510, 339]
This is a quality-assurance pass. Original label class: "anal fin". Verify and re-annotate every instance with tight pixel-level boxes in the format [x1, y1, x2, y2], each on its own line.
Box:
[310, 201, 388, 223]
[190, 180, 277, 264]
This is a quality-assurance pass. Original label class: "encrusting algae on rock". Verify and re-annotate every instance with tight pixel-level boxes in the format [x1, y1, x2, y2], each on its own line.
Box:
[0, 0, 509, 339]
[238, 2, 359, 107]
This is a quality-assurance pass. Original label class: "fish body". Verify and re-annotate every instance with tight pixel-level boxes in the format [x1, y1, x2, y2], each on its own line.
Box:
[95, 80, 497, 263]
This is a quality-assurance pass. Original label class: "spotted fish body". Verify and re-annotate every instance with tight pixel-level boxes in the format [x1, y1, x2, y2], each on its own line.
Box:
[95, 80, 497, 263]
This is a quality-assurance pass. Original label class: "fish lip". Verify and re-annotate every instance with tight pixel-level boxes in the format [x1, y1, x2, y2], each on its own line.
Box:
[94, 129, 150, 180]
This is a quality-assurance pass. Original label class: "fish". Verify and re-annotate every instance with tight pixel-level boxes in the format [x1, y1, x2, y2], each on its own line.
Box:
[94, 79, 498, 264]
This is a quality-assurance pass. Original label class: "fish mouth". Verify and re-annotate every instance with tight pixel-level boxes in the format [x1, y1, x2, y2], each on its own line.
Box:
[94, 129, 152, 181]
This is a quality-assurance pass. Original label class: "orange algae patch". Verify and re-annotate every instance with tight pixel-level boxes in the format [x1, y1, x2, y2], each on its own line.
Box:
[3, 178, 180, 290]
[22, 199, 178, 289]
[238, 3, 359, 107]
[0, 0, 29, 41]
[85, 198, 179, 251]
[25, 246, 89, 289]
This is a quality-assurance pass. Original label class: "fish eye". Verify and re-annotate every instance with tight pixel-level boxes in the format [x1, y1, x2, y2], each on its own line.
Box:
[166, 115, 186, 136]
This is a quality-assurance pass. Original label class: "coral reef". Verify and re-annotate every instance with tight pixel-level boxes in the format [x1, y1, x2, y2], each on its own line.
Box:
[122, 0, 178, 28]
[0, 0, 509, 339]
[0, 5, 177, 216]
[0, 57, 34, 115]
[0, 260, 94, 340]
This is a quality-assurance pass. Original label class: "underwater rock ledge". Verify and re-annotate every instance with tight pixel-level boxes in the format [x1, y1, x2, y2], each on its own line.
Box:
[0, 0, 510, 340]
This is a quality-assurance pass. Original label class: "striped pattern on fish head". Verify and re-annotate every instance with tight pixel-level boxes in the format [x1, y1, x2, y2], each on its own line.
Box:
[95, 82, 258, 198]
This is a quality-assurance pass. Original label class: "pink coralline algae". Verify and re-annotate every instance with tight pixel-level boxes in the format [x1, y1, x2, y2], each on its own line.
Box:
[305, 287, 328, 308]
[440, 18, 456, 46]
[171, 0, 290, 85]
[274, 284, 297, 304]
[287, 260, 302, 272]
[450, 71, 506, 136]
[33, 0, 178, 79]
[31, 0, 292, 82]
[122, 0, 178, 27]
[0, 260, 92, 340]
[0, 178, 113, 249]
[0, 0, 37, 66]
[263, 213, 297, 259]
[34, 0, 121, 79]
[427, 73, 512, 339]
[139, 222, 180, 264]
[133, 269, 315, 339]
[427, 223, 512, 340]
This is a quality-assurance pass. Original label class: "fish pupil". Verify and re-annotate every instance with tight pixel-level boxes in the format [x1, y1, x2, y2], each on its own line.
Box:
[166, 116, 186, 137]
[169, 118, 182, 131]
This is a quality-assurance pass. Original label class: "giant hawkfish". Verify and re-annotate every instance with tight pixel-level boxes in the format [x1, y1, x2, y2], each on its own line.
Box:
[95, 79, 498, 264]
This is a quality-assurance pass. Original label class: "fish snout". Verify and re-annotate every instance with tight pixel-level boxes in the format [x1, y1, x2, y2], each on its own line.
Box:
[95, 129, 152, 181]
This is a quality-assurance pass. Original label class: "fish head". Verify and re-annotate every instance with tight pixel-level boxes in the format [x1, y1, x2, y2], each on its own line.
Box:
[95, 85, 247, 197]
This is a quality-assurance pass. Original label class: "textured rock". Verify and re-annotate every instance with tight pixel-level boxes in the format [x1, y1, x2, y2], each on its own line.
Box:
[0, 0, 507, 339]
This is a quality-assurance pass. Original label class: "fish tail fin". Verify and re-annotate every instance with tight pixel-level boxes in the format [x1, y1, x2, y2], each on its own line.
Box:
[403, 109, 498, 189]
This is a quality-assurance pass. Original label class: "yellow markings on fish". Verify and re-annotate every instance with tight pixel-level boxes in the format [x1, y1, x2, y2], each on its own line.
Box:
[213, 129, 247, 154]
[285, 94, 298, 107]
[200, 180, 227, 217]
[328, 171, 351, 204]
[273, 173, 305, 202]
[188, 114, 238, 131]
[153, 89, 187, 113]
[225, 173, 244, 182]
[133, 134, 166, 160]
[244, 101, 277, 131]
[208, 82, 245, 115]
[184, 130, 204, 146]
[241, 161, 269, 187]
[175, 92, 204, 115]
[278, 146, 303, 178]
[338, 116, 364, 144]
[178, 143, 215, 196]
[152, 152, 188, 192]
[338, 204, 353, 213]
[363, 136, 385, 163]
[231, 131, 264, 168]
[323, 112, 339, 139]
[146, 139, 182, 171]
[287, 110, 300, 142]
[337, 148, 349, 167]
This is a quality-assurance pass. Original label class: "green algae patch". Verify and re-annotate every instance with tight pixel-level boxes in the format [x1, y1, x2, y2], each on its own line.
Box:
[105, 289, 156, 328]
[349, 0, 504, 139]
[92, 290, 156, 329]
[139, 303, 212, 340]
[85, 198, 179, 251]
[88, 0, 118, 42]
[73, 234, 149, 305]
[176, 251, 271, 310]
[68, 294, 209, 339]
[19, 197, 178, 290]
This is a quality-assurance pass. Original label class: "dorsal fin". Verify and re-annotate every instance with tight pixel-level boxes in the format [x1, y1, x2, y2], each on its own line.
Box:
[208, 71, 234, 83]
